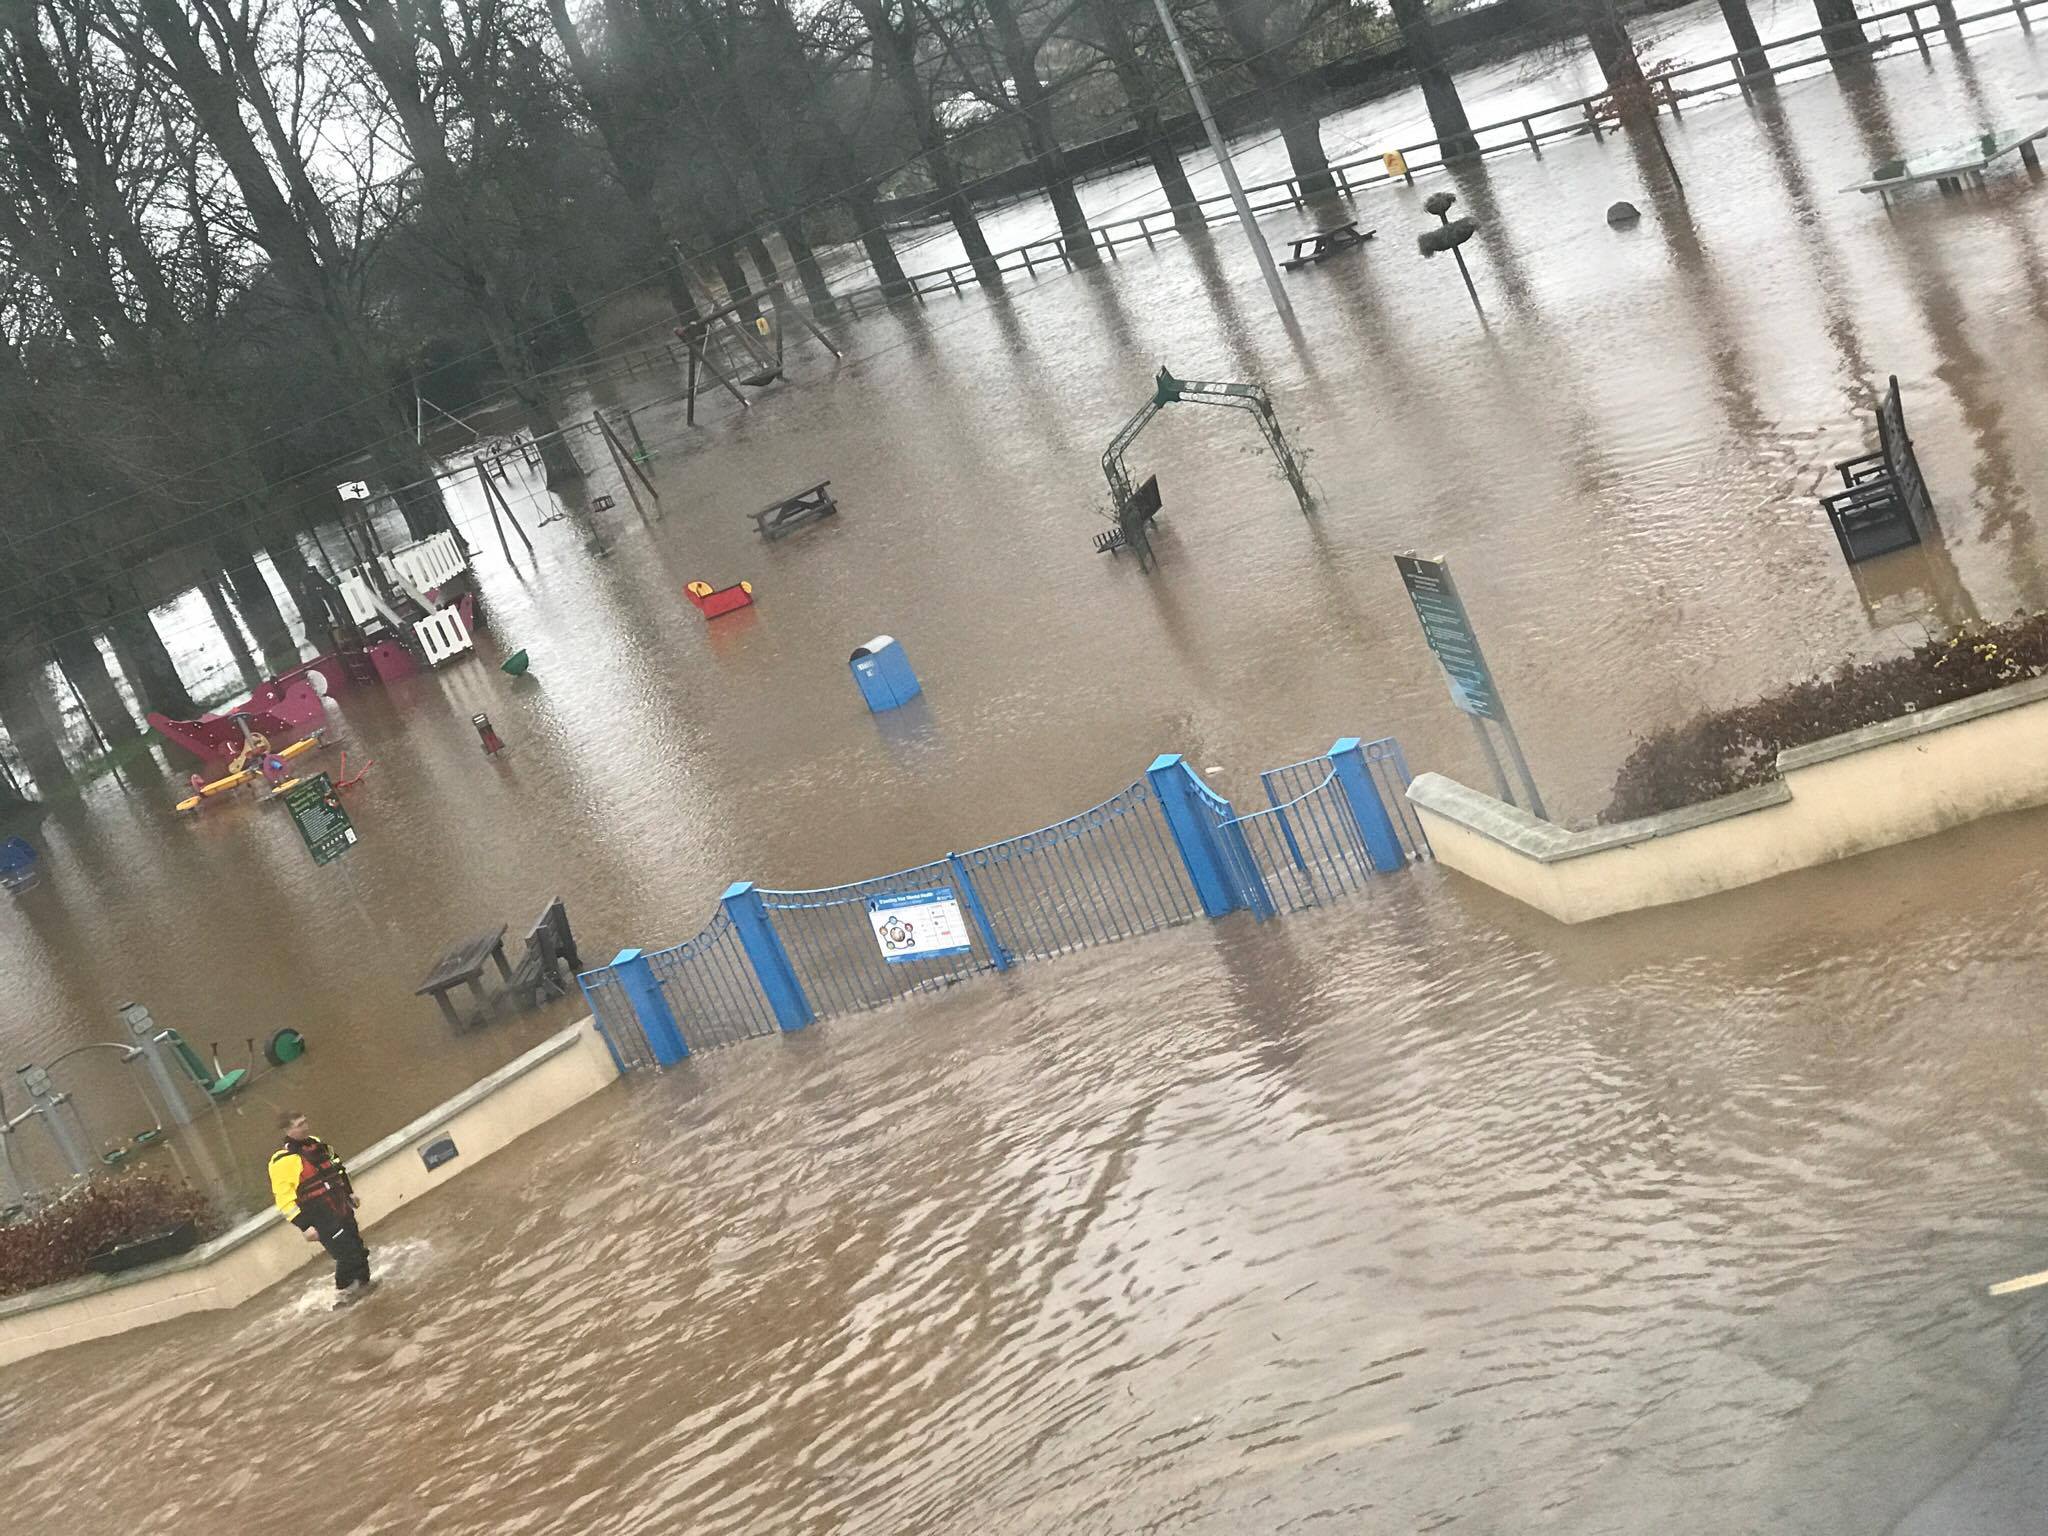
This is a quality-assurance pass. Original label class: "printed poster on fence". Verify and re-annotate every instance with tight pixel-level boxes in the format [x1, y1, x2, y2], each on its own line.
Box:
[867, 887, 972, 964]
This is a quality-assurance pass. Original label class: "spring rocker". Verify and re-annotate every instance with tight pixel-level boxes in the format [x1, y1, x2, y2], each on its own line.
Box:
[1095, 367, 1313, 569]
[686, 579, 755, 619]
[176, 725, 329, 814]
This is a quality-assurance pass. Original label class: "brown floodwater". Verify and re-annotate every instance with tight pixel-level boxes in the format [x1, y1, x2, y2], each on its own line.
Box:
[9, 18, 2048, 1530]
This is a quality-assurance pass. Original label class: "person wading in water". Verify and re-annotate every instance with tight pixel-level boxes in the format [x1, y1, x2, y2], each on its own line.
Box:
[270, 1111, 372, 1301]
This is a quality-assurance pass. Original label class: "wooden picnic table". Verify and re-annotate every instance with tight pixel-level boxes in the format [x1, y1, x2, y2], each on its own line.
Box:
[415, 925, 512, 1028]
[1844, 121, 2048, 204]
[1282, 222, 1374, 270]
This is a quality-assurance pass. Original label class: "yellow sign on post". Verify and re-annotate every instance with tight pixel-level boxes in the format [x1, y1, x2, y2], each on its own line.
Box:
[1383, 150, 1407, 177]
[755, 316, 770, 336]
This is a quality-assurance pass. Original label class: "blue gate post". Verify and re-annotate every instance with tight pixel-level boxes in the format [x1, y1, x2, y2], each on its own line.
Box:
[721, 882, 815, 1031]
[610, 949, 688, 1067]
[946, 853, 1012, 971]
[1329, 738, 1407, 873]
[1146, 754, 1239, 917]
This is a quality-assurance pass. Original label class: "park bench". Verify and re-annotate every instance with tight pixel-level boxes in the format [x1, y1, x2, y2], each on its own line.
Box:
[1282, 222, 1374, 270]
[1819, 375, 1938, 566]
[751, 480, 835, 540]
[508, 897, 583, 1008]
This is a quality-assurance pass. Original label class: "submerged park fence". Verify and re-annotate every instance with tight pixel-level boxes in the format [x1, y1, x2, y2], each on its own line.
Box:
[578, 737, 1429, 1072]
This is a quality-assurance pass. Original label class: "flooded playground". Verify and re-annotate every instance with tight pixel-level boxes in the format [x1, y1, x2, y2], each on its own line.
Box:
[11, 8, 2048, 1529]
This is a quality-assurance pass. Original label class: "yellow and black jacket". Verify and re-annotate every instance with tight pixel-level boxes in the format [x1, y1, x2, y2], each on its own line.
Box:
[269, 1134, 355, 1228]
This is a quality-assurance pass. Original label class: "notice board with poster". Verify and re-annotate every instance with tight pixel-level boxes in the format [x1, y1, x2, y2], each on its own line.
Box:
[867, 887, 972, 964]
[285, 773, 357, 866]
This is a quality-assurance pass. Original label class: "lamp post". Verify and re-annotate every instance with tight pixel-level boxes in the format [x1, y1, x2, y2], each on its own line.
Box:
[1149, 0, 1297, 331]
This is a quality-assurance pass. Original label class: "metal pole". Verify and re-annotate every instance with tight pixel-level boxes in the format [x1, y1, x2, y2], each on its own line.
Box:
[120, 1003, 197, 1128]
[1469, 717, 1514, 804]
[1149, 0, 1297, 329]
[1495, 715, 1549, 821]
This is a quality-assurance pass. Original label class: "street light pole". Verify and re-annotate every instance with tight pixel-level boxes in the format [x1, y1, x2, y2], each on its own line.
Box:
[1149, 0, 1297, 330]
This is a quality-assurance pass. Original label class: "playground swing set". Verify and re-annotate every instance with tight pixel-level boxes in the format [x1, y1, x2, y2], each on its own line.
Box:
[675, 279, 841, 425]
[1095, 367, 1314, 568]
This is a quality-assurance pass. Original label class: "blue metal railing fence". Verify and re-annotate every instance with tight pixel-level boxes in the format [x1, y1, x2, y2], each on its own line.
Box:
[581, 736, 1427, 1070]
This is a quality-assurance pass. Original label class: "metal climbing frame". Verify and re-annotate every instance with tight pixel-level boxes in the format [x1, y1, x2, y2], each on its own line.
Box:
[1098, 367, 1313, 565]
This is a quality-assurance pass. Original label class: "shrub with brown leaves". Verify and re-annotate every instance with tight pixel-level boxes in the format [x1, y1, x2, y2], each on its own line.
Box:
[0, 1173, 220, 1299]
[1604, 613, 2048, 822]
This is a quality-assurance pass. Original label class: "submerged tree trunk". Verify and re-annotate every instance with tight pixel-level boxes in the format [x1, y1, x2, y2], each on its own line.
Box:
[105, 597, 198, 719]
[778, 222, 835, 312]
[1717, 0, 1771, 78]
[1212, 0, 1334, 194]
[847, 180, 912, 296]
[1580, 0, 1649, 95]
[50, 623, 140, 743]
[1085, 0, 1201, 226]
[0, 654, 73, 799]
[853, 0, 1001, 284]
[199, 575, 263, 692]
[981, 0, 1098, 265]
[1391, 0, 1478, 157]
[212, 528, 297, 672]
[1811, 0, 1869, 55]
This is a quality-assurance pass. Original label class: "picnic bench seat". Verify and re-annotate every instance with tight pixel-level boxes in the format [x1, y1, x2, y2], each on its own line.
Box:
[1819, 375, 1939, 566]
[751, 480, 836, 540]
[508, 897, 582, 1008]
[1845, 122, 2048, 203]
[1282, 222, 1375, 271]
[415, 926, 512, 1029]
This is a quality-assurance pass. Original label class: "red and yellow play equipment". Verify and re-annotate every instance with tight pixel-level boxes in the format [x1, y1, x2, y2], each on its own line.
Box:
[176, 733, 326, 815]
[686, 579, 755, 619]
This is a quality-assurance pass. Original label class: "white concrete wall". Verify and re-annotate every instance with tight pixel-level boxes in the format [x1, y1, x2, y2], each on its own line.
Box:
[0, 1017, 619, 1367]
[1407, 676, 2048, 924]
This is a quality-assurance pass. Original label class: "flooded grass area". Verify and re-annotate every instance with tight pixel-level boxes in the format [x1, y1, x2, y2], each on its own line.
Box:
[8, 19, 2048, 1530]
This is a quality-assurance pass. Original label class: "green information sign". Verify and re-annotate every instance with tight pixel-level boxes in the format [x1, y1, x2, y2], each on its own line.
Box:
[1394, 554, 1503, 721]
[285, 773, 356, 866]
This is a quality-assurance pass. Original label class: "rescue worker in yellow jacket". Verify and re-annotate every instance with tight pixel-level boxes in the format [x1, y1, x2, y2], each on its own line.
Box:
[269, 1111, 371, 1296]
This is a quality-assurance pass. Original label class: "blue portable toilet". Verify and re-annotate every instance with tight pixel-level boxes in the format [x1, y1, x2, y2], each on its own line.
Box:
[850, 636, 921, 712]
[0, 836, 40, 894]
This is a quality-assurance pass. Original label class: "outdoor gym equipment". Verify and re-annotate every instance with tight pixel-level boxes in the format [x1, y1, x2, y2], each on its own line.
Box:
[1096, 367, 1313, 567]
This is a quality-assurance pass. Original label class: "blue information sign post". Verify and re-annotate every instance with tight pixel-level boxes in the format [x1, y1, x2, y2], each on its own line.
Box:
[1395, 554, 1546, 819]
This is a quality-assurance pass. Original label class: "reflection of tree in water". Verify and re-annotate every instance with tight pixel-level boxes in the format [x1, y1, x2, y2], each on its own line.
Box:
[1749, 89, 1879, 401]
[1620, 131, 1773, 450]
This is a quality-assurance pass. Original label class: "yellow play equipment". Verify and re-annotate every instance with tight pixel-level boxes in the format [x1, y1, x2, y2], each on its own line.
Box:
[176, 733, 325, 815]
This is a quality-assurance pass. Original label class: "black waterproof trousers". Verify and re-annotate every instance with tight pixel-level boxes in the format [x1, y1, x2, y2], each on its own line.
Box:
[306, 1208, 372, 1291]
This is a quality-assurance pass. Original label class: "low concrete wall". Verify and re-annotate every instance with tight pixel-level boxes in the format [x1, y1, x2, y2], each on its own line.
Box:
[1407, 676, 2048, 924]
[0, 1017, 619, 1367]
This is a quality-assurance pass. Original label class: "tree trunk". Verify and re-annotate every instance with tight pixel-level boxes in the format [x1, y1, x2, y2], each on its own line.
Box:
[267, 537, 330, 637]
[1582, 1, 1648, 94]
[1811, 0, 1869, 54]
[0, 655, 73, 799]
[779, 221, 836, 312]
[1391, 0, 1478, 157]
[710, 246, 761, 323]
[854, 0, 1001, 284]
[213, 528, 298, 672]
[544, 0, 710, 334]
[50, 624, 140, 743]
[105, 602, 199, 718]
[1212, 0, 1334, 194]
[1086, 0, 1201, 226]
[980, 0, 1098, 265]
[746, 232, 783, 290]
[1717, 0, 1771, 78]
[199, 575, 264, 692]
[846, 181, 912, 296]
